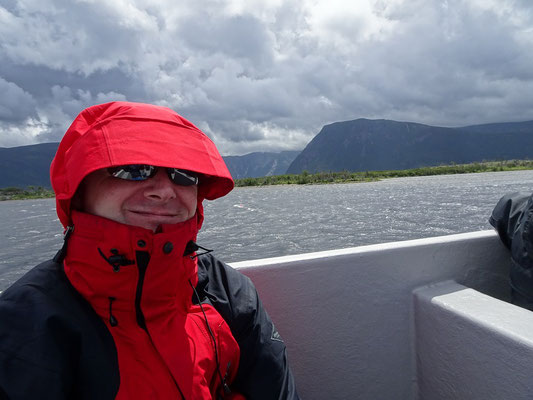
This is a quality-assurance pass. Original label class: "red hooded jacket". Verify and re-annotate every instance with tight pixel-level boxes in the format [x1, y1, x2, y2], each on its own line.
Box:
[52, 101, 243, 399]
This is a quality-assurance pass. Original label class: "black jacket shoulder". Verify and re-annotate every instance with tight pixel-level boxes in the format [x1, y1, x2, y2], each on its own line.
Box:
[197, 254, 259, 338]
[490, 192, 532, 249]
[490, 192, 533, 267]
[490, 192, 533, 298]
[0, 261, 118, 400]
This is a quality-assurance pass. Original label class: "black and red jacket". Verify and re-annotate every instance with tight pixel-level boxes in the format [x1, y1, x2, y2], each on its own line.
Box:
[0, 211, 298, 399]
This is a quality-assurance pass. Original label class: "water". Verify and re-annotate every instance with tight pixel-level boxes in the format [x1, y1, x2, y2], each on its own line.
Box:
[1, 170, 533, 291]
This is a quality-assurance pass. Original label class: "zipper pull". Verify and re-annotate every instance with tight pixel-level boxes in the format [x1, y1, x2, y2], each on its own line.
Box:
[108, 297, 118, 327]
[222, 361, 232, 395]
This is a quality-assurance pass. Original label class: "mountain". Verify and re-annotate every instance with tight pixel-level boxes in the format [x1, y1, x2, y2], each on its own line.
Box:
[0, 143, 300, 188]
[287, 119, 533, 174]
[224, 151, 300, 179]
[0, 143, 59, 188]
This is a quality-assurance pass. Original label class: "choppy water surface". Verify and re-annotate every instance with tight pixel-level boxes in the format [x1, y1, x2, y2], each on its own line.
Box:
[1, 170, 533, 290]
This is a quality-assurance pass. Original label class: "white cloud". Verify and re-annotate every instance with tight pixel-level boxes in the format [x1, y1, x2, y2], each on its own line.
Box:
[203, 119, 311, 155]
[0, 117, 48, 147]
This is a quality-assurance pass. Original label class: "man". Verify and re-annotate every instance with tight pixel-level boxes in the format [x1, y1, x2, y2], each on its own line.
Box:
[490, 191, 533, 310]
[0, 101, 299, 399]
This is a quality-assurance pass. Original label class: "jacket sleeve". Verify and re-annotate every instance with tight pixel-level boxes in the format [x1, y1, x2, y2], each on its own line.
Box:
[0, 285, 75, 400]
[0, 261, 119, 400]
[490, 192, 533, 301]
[197, 254, 300, 400]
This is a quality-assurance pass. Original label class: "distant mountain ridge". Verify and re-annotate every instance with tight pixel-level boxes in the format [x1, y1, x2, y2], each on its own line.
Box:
[0, 144, 300, 188]
[224, 151, 300, 179]
[0, 143, 59, 188]
[287, 119, 533, 174]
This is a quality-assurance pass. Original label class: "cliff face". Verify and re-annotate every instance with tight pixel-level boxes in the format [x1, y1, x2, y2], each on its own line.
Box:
[287, 119, 533, 174]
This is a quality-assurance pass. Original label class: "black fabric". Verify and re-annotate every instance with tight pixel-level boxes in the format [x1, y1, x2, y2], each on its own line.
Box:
[197, 254, 300, 400]
[490, 192, 533, 304]
[0, 260, 119, 400]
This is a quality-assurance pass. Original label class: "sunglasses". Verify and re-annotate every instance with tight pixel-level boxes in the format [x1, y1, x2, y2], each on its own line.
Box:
[108, 165, 199, 186]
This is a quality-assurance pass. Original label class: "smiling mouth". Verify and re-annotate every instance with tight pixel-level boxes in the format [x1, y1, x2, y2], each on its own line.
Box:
[128, 210, 178, 217]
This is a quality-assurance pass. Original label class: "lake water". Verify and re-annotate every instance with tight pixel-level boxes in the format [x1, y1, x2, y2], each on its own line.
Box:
[1, 170, 532, 291]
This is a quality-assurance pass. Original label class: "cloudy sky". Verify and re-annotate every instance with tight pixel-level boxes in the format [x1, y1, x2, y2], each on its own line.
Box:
[1, 0, 532, 155]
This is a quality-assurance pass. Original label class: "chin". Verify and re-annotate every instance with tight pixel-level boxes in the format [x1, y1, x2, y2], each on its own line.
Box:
[126, 215, 191, 231]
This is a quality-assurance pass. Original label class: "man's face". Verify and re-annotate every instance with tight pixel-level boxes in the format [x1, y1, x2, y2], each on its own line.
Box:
[78, 167, 198, 231]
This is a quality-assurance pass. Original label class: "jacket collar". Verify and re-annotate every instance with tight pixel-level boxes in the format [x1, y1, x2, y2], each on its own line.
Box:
[63, 210, 199, 317]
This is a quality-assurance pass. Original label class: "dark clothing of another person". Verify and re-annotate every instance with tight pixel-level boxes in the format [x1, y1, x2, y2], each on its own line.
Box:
[490, 191, 533, 310]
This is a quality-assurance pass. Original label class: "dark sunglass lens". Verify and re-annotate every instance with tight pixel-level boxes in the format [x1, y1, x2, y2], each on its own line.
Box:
[109, 165, 156, 181]
[168, 169, 199, 186]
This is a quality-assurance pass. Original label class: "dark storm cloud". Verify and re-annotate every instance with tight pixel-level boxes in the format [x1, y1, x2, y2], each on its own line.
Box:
[0, 61, 139, 100]
[1, 0, 533, 154]
[0, 78, 36, 122]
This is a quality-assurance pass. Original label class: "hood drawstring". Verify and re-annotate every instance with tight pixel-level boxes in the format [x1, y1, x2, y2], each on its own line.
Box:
[98, 248, 135, 272]
[189, 280, 231, 398]
[184, 241, 213, 259]
[108, 297, 118, 327]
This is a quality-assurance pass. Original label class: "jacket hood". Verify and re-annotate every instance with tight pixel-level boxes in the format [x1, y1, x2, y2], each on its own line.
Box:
[50, 101, 234, 228]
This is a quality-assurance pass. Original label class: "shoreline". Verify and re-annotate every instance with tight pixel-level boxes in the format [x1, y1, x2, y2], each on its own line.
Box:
[1, 160, 533, 200]
[234, 160, 533, 187]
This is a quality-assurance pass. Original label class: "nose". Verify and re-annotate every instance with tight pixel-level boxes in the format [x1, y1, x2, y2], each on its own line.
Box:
[143, 169, 177, 202]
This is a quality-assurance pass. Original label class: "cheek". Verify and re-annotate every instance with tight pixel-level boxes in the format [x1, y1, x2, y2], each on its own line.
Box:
[85, 188, 116, 216]
[183, 187, 199, 215]
[84, 181, 130, 219]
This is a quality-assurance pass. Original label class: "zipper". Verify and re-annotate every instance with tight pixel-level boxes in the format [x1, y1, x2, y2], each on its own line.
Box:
[135, 250, 150, 331]
[134, 250, 186, 400]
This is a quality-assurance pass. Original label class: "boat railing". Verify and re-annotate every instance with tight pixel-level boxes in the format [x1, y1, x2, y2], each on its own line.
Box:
[232, 230, 533, 400]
